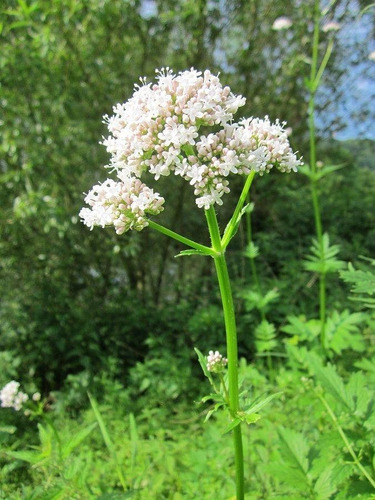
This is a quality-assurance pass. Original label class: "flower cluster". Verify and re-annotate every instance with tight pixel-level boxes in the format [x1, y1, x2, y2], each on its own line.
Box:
[0, 381, 29, 411]
[80, 68, 301, 231]
[207, 350, 228, 373]
[79, 174, 165, 234]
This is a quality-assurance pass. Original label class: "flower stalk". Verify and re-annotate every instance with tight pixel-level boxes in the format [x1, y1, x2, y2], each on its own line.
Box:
[307, 0, 335, 351]
[205, 205, 245, 500]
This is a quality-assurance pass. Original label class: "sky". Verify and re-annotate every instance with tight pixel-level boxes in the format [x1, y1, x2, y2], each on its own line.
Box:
[320, 4, 375, 140]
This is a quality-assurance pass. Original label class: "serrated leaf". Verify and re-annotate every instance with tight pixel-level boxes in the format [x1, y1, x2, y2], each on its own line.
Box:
[277, 427, 311, 486]
[175, 249, 209, 258]
[281, 315, 320, 342]
[255, 320, 276, 340]
[306, 353, 353, 411]
[243, 241, 259, 259]
[340, 260, 375, 309]
[346, 371, 372, 415]
[326, 310, 365, 354]
[313, 465, 337, 499]
[241, 288, 279, 312]
[304, 233, 345, 275]
[354, 357, 375, 373]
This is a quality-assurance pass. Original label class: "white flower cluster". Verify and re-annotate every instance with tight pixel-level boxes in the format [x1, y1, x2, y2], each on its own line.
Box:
[79, 174, 165, 234]
[81, 68, 301, 230]
[207, 350, 228, 373]
[180, 116, 301, 209]
[0, 381, 29, 411]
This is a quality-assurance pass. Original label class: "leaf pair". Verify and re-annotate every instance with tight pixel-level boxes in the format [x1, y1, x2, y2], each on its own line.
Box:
[304, 233, 345, 275]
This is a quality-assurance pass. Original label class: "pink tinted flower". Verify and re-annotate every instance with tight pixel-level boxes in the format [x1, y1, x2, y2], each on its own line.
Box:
[207, 350, 228, 372]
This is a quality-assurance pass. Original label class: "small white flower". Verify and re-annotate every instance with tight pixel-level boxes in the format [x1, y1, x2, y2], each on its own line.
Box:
[0, 381, 29, 411]
[322, 21, 341, 32]
[368, 51, 375, 61]
[206, 350, 228, 373]
[272, 17, 293, 31]
[32, 392, 41, 402]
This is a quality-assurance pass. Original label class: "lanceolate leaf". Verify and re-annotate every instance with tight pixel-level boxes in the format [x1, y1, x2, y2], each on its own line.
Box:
[244, 392, 283, 415]
[175, 249, 210, 258]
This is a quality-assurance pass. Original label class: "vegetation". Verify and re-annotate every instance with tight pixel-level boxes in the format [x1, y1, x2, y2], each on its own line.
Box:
[1, 0, 375, 498]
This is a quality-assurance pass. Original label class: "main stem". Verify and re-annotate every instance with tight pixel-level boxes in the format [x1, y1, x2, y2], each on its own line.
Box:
[309, 0, 326, 351]
[205, 206, 245, 500]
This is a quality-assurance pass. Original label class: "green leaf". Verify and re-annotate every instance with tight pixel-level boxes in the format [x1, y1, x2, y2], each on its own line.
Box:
[241, 412, 261, 425]
[61, 422, 97, 460]
[326, 310, 365, 354]
[313, 465, 337, 500]
[314, 163, 345, 180]
[222, 417, 241, 435]
[240, 288, 279, 312]
[204, 402, 225, 422]
[7, 449, 45, 465]
[243, 241, 259, 259]
[222, 203, 250, 246]
[346, 371, 372, 415]
[201, 393, 225, 404]
[194, 347, 214, 386]
[306, 353, 353, 411]
[304, 233, 345, 275]
[244, 392, 283, 415]
[0, 425, 16, 434]
[88, 393, 127, 490]
[277, 427, 311, 487]
[354, 357, 375, 373]
[175, 249, 210, 258]
[281, 315, 320, 342]
[300, 163, 345, 182]
[340, 259, 375, 308]
[89, 394, 116, 454]
[254, 321, 278, 353]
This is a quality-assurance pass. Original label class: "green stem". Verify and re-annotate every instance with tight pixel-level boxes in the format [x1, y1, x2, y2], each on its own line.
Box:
[148, 220, 217, 257]
[308, 0, 326, 352]
[314, 389, 375, 490]
[219, 373, 230, 406]
[222, 171, 256, 249]
[205, 206, 245, 500]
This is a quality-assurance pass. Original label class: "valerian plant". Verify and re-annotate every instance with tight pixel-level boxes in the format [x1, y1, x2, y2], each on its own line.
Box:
[80, 67, 301, 499]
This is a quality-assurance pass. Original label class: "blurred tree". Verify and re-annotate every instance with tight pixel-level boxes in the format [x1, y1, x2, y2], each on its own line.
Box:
[0, 0, 373, 388]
